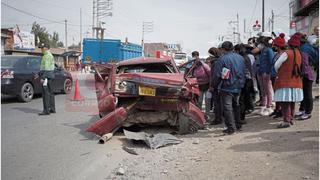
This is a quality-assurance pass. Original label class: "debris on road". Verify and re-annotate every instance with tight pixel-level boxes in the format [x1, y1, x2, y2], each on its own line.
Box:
[192, 138, 200, 144]
[116, 167, 125, 175]
[123, 130, 183, 149]
[302, 176, 311, 179]
[98, 133, 114, 144]
[218, 138, 224, 141]
[122, 146, 138, 155]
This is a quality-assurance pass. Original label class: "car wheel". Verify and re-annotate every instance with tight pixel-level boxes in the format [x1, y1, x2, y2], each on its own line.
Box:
[19, 82, 34, 102]
[178, 113, 199, 135]
[63, 78, 72, 94]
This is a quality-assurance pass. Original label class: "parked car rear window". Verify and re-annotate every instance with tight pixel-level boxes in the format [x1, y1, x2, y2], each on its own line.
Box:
[1, 56, 27, 69]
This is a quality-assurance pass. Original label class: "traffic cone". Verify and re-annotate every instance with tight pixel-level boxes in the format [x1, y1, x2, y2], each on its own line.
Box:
[71, 79, 84, 101]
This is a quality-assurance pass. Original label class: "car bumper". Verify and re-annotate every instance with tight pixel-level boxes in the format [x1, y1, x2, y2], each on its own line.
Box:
[1, 79, 18, 95]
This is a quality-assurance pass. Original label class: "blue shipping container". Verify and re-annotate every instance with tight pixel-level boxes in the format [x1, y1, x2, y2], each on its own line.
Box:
[82, 38, 142, 64]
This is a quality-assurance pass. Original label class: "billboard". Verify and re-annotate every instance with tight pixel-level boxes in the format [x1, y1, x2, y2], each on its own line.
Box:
[13, 29, 35, 50]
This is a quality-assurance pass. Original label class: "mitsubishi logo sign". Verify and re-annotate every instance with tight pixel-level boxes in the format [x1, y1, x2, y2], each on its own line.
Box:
[253, 20, 261, 31]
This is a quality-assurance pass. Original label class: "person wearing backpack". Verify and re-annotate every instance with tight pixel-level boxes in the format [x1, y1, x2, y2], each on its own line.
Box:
[274, 33, 304, 128]
[294, 34, 316, 120]
[212, 41, 246, 134]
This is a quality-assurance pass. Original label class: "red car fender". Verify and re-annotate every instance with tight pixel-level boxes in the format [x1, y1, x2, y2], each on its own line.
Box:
[86, 107, 127, 136]
[184, 102, 206, 126]
[98, 94, 117, 113]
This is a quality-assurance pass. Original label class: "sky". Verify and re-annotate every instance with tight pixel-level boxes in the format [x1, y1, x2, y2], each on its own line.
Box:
[1, 0, 290, 55]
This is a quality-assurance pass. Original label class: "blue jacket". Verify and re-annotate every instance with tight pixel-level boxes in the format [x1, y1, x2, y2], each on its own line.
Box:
[258, 47, 274, 75]
[212, 52, 246, 93]
[301, 43, 319, 66]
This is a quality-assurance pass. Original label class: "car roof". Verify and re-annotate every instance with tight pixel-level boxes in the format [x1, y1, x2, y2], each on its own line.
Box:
[117, 57, 172, 66]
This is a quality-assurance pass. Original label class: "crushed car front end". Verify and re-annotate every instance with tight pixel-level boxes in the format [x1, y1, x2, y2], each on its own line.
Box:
[86, 58, 206, 137]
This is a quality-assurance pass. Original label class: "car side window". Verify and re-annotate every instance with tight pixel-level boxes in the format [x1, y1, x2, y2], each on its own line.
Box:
[26, 57, 41, 70]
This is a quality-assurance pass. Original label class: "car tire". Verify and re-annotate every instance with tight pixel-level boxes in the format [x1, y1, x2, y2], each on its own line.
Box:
[19, 82, 34, 102]
[62, 78, 72, 94]
[178, 113, 199, 135]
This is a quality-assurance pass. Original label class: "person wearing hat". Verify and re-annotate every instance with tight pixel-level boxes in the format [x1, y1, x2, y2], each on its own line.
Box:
[269, 33, 286, 119]
[36, 42, 56, 115]
[273, 32, 303, 128]
[253, 32, 275, 116]
[294, 34, 316, 120]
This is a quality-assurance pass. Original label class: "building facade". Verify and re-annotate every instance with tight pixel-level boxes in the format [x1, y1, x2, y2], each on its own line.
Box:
[289, 0, 319, 35]
[1, 28, 81, 71]
[144, 43, 182, 57]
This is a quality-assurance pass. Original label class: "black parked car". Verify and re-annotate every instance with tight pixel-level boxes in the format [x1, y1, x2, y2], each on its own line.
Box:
[1, 55, 73, 102]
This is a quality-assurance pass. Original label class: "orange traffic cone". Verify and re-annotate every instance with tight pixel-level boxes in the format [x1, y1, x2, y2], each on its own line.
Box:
[71, 79, 84, 101]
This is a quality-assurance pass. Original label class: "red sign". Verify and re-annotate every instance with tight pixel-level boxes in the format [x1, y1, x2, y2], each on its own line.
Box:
[253, 20, 261, 31]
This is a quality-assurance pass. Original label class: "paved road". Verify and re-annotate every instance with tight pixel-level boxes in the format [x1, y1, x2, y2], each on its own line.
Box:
[1, 73, 128, 180]
[2, 72, 319, 180]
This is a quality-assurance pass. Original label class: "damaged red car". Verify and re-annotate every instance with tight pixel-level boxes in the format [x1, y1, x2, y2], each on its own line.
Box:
[86, 57, 206, 137]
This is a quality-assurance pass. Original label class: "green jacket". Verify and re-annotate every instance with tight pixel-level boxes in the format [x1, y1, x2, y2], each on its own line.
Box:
[40, 50, 55, 79]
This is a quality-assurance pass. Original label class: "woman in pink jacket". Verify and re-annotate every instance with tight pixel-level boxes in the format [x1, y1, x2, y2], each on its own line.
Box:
[188, 51, 211, 112]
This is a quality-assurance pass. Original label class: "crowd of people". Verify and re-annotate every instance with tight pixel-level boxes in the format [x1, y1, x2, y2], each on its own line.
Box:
[186, 26, 319, 134]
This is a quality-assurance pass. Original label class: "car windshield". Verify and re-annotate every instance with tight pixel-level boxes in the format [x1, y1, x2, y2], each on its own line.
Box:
[118, 62, 176, 73]
[1, 56, 27, 69]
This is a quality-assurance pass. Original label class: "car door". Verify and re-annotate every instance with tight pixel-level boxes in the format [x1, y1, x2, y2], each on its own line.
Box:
[53, 64, 64, 92]
[25, 57, 42, 94]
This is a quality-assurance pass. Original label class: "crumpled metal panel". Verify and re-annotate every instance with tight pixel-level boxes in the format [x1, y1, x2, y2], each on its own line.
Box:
[123, 130, 183, 149]
[86, 107, 127, 136]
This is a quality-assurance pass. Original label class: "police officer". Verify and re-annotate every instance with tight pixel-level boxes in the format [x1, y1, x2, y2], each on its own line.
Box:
[36, 43, 56, 115]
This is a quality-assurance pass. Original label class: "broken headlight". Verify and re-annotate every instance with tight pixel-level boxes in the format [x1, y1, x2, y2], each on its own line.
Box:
[115, 79, 136, 93]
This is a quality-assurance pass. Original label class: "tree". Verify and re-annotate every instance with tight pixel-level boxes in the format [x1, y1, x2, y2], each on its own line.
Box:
[31, 22, 50, 46]
[31, 22, 64, 48]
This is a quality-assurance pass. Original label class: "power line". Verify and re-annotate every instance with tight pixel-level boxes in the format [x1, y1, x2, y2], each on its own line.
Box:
[247, 0, 258, 32]
[2, 2, 65, 24]
[2, 2, 91, 27]
[249, 0, 258, 24]
[25, 0, 91, 17]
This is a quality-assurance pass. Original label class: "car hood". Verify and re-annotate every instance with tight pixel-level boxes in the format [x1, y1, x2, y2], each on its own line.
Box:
[117, 73, 184, 87]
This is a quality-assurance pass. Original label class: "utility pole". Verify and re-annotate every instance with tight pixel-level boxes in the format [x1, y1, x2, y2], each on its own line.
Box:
[142, 21, 154, 56]
[271, 10, 274, 32]
[80, 8, 83, 51]
[92, 0, 95, 38]
[244, 19, 246, 33]
[94, 0, 113, 39]
[229, 14, 240, 44]
[237, 13, 240, 44]
[65, 19, 68, 51]
[262, 0, 265, 32]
